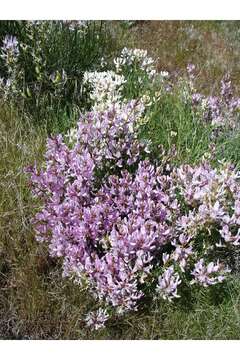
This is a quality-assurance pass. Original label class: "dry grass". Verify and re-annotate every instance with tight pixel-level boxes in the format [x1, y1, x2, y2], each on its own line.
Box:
[123, 21, 240, 92]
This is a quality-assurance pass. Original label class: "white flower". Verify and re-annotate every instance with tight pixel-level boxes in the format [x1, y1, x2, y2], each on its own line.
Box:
[114, 47, 157, 80]
[160, 71, 169, 78]
[83, 70, 126, 111]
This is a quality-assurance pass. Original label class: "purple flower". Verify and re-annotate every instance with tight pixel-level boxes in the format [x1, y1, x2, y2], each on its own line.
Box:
[220, 74, 233, 104]
[192, 93, 202, 106]
[186, 63, 196, 79]
[157, 266, 181, 301]
[85, 308, 109, 330]
[191, 259, 230, 287]
[1, 35, 19, 59]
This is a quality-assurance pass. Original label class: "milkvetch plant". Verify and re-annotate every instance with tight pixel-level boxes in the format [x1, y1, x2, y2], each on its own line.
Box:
[18, 33, 240, 331]
[27, 97, 240, 330]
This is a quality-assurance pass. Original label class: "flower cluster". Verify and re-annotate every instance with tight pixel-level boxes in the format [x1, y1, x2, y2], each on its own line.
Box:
[80, 47, 171, 125]
[174, 161, 240, 246]
[0, 35, 21, 98]
[187, 67, 240, 127]
[83, 71, 126, 110]
[66, 100, 150, 165]
[28, 99, 240, 329]
[156, 266, 181, 301]
[114, 47, 157, 81]
[85, 308, 109, 330]
[191, 259, 230, 287]
[62, 20, 88, 32]
[1, 35, 19, 61]
[82, 47, 164, 112]
[28, 143, 177, 320]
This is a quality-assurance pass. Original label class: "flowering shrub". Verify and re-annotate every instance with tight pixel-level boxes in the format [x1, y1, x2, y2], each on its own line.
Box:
[27, 95, 240, 330]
